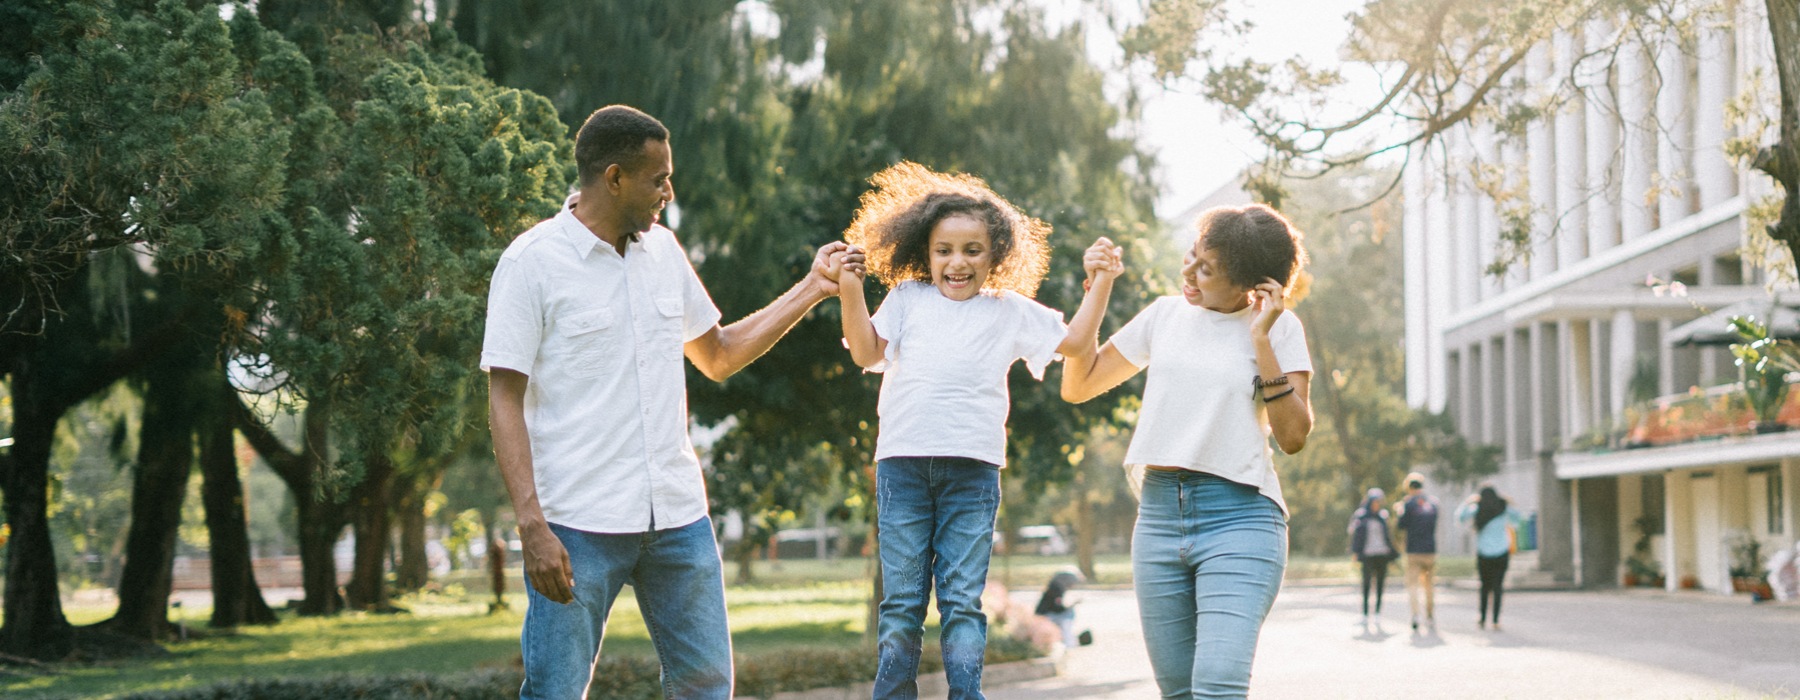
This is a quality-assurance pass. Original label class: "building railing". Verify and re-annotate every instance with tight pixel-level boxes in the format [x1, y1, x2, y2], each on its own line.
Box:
[1570, 381, 1800, 452]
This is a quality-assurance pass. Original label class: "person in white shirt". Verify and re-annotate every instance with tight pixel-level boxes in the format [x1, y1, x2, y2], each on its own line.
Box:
[482, 104, 860, 700]
[832, 162, 1116, 700]
[1061, 204, 1314, 700]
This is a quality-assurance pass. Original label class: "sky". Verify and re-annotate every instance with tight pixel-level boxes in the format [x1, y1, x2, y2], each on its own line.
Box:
[1059, 0, 1376, 218]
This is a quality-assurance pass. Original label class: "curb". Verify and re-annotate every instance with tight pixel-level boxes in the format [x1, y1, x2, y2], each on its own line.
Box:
[764, 657, 1061, 700]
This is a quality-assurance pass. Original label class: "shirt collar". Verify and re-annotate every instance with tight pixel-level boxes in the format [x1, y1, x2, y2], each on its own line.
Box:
[556, 193, 657, 261]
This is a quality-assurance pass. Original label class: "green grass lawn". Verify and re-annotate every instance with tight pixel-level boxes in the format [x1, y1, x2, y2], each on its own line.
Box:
[7, 551, 1472, 698]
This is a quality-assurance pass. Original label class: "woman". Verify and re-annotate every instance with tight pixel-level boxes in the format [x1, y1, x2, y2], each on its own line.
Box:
[1348, 488, 1396, 624]
[1062, 204, 1313, 699]
[1455, 484, 1524, 630]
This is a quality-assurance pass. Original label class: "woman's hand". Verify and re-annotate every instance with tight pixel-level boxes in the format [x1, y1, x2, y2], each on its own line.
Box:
[1250, 278, 1285, 335]
[1082, 237, 1124, 284]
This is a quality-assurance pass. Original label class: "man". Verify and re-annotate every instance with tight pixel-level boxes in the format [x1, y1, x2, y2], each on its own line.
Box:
[482, 104, 858, 699]
[1394, 471, 1440, 631]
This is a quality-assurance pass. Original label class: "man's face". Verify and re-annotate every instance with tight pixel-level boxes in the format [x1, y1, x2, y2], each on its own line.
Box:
[618, 138, 674, 234]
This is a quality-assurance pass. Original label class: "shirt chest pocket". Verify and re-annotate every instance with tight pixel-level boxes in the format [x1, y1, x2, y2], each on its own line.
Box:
[557, 306, 616, 378]
[652, 295, 685, 344]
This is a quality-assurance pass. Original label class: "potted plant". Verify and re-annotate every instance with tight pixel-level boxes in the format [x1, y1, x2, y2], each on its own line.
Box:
[1728, 315, 1798, 433]
[1623, 515, 1664, 587]
[1727, 530, 1770, 595]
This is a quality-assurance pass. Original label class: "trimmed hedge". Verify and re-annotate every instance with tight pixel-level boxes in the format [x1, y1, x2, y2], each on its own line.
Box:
[105, 637, 1044, 700]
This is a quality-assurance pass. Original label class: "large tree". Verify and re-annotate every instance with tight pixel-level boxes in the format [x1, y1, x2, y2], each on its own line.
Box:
[1121, 0, 1799, 277]
[0, 0, 287, 658]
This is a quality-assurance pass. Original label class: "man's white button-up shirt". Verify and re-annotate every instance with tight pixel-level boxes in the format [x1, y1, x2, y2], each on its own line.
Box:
[481, 198, 722, 533]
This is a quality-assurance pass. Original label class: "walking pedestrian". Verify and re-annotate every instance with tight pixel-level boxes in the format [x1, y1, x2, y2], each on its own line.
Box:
[1456, 484, 1524, 630]
[1348, 488, 1395, 625]
[1395, 471, 1440, 631]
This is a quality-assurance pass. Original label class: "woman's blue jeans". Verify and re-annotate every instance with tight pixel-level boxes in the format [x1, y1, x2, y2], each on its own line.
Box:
[1133, 469, 1287, 700]
[519, 517, 732, 700]
[873, 456, 1001, 700]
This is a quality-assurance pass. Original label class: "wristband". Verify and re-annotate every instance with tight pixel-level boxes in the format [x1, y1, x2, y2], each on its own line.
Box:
[1253, 374, 1289, 389]
[1262, 387, 1295, 403]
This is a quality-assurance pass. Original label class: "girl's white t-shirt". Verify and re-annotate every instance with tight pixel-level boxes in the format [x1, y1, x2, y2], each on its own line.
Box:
[868, 281, 1068, 466]
[1108, 296, 1312, 515]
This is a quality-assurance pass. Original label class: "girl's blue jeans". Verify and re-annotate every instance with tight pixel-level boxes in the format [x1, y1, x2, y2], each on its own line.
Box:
[1133, 468, 1287, 700]
[519, 517, 732, 700]
[873, 456, 1002, 700]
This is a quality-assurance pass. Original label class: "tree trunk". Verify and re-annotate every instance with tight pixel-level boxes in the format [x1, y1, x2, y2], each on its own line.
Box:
[104, 368, 199, 641]
[234, 397, 347, 616]
[394, 475, 433, 594]
[0, 385, 74, 659]
[199, 382, 277, 629]
[486, 526, 510, 613]
[1073, 472, 1098, 582]
[1764, 0, 1800, 271]
[345, 452, 396, 610]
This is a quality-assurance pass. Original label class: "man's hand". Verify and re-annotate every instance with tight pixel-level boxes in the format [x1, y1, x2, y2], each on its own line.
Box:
[520, 521, 574, 604]
[810, 241, 867, 297]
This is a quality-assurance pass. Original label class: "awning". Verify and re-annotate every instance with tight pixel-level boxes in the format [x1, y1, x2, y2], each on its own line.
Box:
[1666, 298, 1800, 347]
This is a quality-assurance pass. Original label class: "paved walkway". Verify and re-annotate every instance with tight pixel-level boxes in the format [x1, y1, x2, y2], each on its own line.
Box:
[990, 584, 1800, 699]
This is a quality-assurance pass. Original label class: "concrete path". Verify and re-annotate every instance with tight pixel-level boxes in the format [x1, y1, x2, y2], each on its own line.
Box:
[990, 584, 1800, 699]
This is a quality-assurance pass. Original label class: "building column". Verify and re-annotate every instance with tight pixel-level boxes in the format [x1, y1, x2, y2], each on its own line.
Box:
[1403, 159, 1430, 407]
[1460, 342, 1478, 438]
[1663, 471, 1683, 592]
[1610, 309, 1639, 415]
[1584, 18, 1621, 253]
[1694, 14, 1737, 208]
[1527, 44, 1558, 280]
[1619, 39, 1657, 238]
[1455, 130, 1482, 310]
[1655, 26, 1695, 226]
[1561, 319, 1592, 445]
[1505, 329, 1523, 462]
[1475, 126, 1504, 300]
[1555, 30, 1589, 267]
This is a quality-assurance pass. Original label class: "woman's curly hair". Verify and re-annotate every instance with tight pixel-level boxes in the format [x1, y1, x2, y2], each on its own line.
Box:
[844, 162, 1052, 297]
[1196, 203, 1309, 294]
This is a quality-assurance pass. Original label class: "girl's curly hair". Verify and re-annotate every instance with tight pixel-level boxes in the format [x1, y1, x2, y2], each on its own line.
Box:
[844, 162, 1052, 297]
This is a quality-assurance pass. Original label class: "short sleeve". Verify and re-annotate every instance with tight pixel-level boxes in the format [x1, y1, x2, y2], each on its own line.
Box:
[677, 240, 723, 342]
[480, 256, 542, 374]
[866, 283, 912, 373]
[1269, 310, 1313, 374]
[1106, 297, 1164, 368]
[1009, 293, 1068, 380]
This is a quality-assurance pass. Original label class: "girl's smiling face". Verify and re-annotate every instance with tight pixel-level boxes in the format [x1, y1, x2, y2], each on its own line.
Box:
[928, 215, 993, 301]
[1181, 242, 1251, 312]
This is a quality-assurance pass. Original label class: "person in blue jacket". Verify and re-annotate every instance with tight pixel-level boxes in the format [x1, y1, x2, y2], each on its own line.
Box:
[1347, 488, 1396, 624]
[1456, 484, 1524, 630]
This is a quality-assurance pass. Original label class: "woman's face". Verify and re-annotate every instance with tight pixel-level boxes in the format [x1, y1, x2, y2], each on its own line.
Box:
[1181, 241, 1251, 312]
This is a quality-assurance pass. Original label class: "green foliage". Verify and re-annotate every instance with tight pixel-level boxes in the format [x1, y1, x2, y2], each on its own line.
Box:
[1728, 314, 1799, 425]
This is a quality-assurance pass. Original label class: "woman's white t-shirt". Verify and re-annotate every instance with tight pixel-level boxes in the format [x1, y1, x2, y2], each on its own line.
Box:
[868, 281, 1068, 466]
[1108, 296, 1312, 515]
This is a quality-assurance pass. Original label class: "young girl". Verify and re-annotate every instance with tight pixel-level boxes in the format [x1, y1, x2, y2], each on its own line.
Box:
[1061, 203, 1313, 699]
[834, 162, 1117, 700]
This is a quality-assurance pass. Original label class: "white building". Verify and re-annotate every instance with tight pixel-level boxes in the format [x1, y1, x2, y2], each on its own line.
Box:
[1403, 3, 1796, 592]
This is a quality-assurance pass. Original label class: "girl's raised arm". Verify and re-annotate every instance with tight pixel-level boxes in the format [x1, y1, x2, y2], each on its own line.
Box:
[1061, 238, 1140, 403]
[837, 248, 887, 369]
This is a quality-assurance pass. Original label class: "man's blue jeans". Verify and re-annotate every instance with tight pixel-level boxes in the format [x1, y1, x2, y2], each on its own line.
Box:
[873, 456, 1001, 700]
[1133, 469, 1286, 700]
[519, 517, 732, 700]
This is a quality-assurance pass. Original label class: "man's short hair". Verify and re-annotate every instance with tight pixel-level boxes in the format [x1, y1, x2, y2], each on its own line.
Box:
[576, 105, 670, 187]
